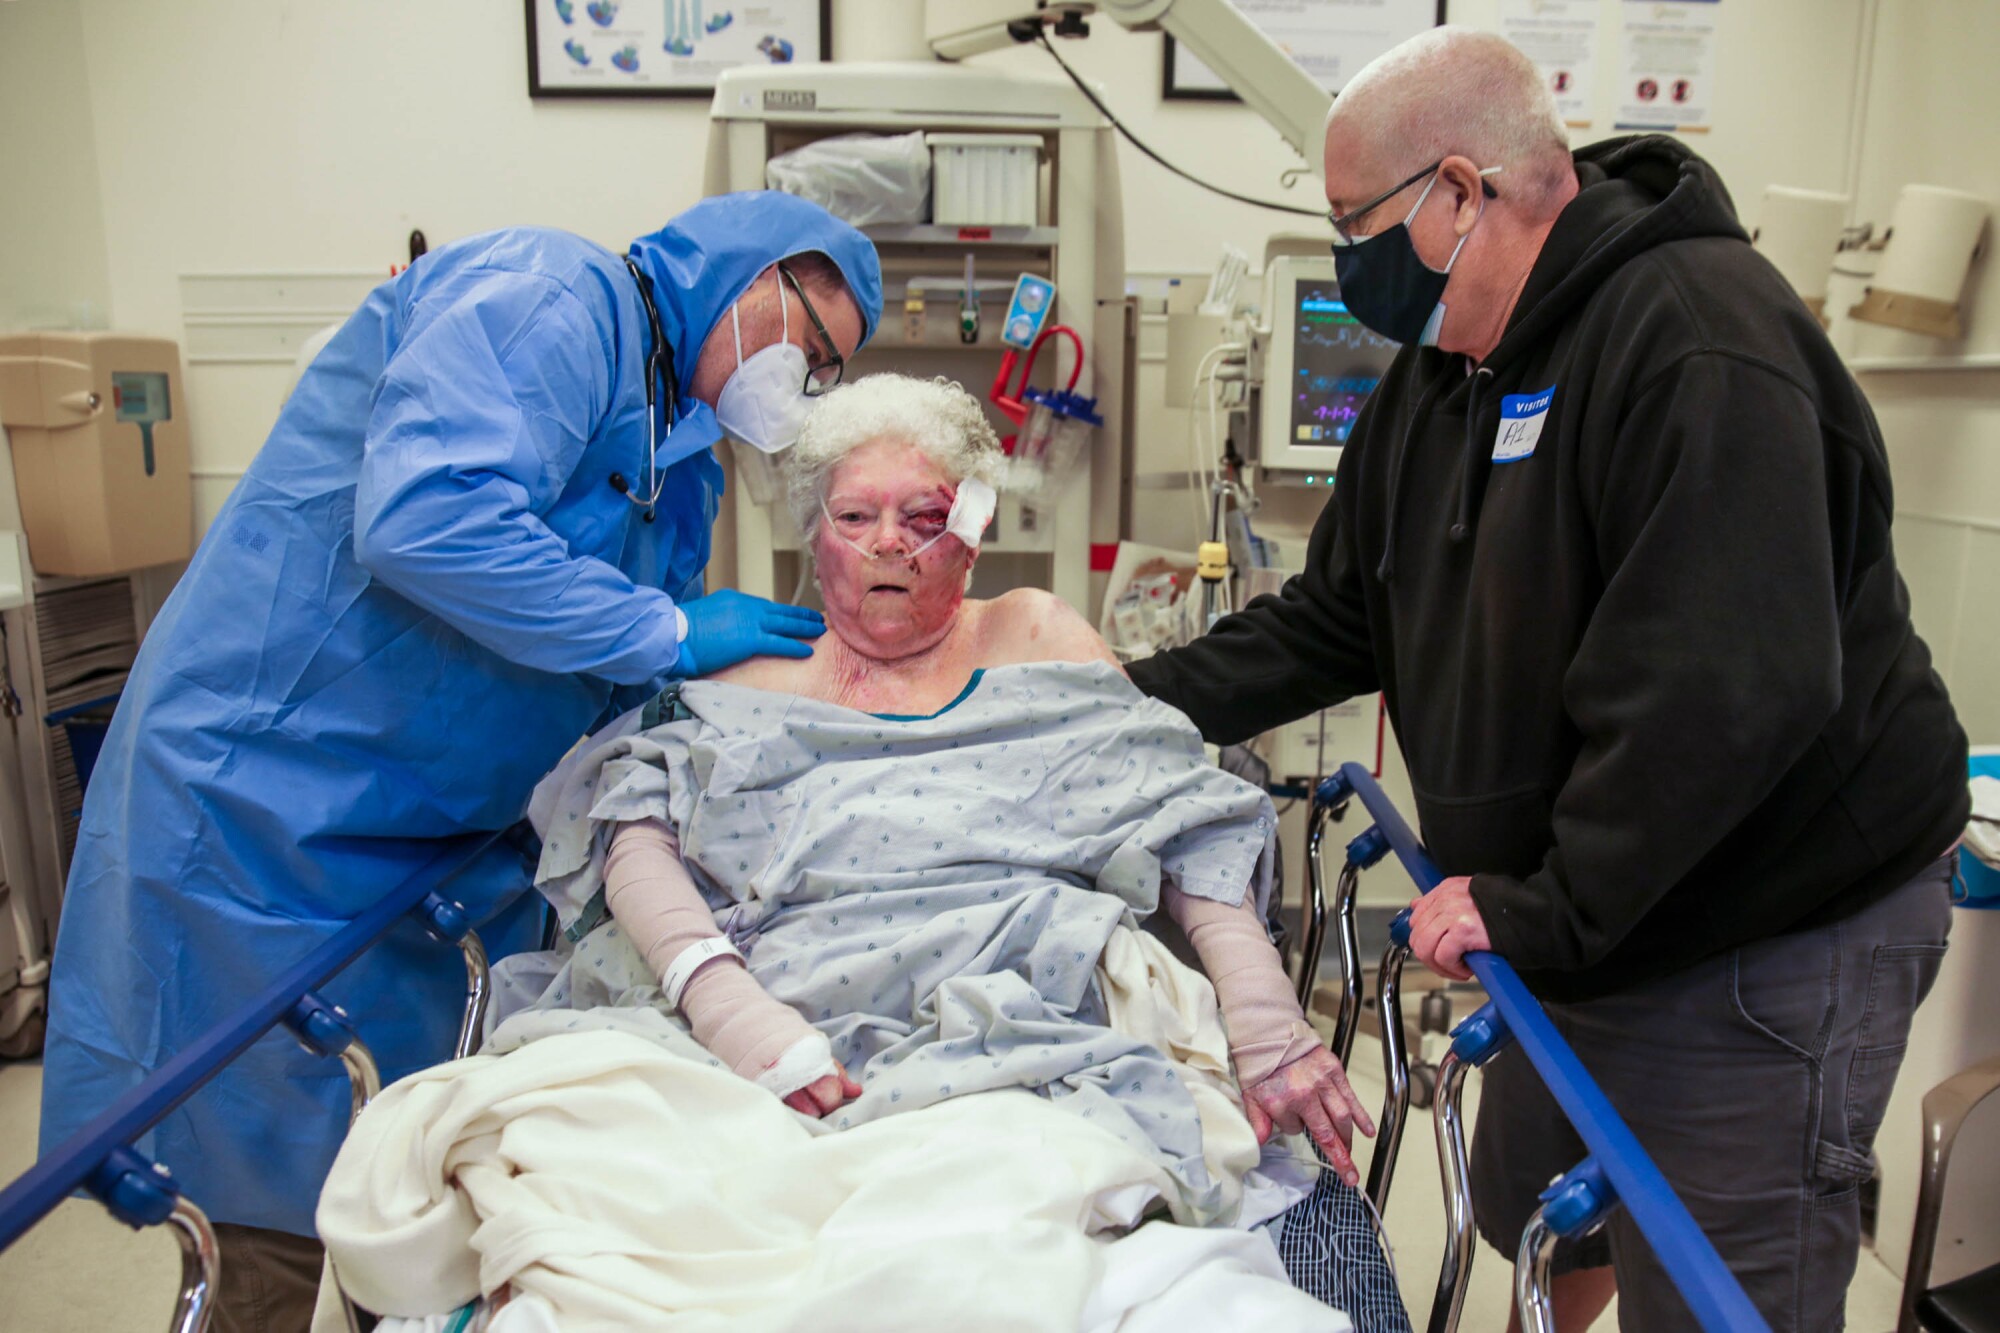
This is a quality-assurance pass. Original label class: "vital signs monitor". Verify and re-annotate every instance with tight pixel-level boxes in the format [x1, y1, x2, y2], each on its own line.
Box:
[1257, 255, 1400, 480]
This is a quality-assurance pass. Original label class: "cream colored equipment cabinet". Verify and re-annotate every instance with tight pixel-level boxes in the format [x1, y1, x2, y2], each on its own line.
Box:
[0, 382, 157, 1056]
[703, 62, 1128, 616]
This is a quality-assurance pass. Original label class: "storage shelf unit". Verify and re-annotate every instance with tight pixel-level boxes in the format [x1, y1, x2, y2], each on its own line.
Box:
[704, 61, 1128, 616]
[0, 572, 142, 1057]
[24, 577, 138, 877]
[0, 593, 42, 1057]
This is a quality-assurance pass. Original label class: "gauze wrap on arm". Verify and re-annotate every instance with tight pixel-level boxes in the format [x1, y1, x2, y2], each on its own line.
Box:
[604, 819, 838, 1099]
[1164, 883, 1324, 1089]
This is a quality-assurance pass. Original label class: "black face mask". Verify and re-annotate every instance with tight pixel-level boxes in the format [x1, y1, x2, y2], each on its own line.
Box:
[1331, 168, 1498, 346]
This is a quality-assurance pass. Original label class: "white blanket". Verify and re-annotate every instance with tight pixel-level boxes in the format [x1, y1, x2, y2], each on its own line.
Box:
[321, 1014, 1347, 1332]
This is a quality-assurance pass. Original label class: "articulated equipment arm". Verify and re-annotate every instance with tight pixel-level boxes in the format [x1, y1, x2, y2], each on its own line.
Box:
[930, 0, 1331, 171]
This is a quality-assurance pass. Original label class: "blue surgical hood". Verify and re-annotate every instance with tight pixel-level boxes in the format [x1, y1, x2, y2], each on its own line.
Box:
[628, 191, 884, 404]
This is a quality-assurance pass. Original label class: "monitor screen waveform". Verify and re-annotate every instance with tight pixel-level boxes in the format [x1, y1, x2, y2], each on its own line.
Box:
[1288, 286, 1397, 447]
[1303, 373, 1380, 395]
[1298, 323, 1391, 352]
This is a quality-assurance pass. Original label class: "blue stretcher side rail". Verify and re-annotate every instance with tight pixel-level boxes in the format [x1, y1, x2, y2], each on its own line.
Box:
[1317, 761, 1771, 1333]
[0, 827, 510, 1326]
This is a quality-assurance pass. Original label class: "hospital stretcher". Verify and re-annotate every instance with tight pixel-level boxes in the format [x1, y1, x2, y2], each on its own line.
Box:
[0, 834, 502, 1333]
[0, 767, 1773, 1332]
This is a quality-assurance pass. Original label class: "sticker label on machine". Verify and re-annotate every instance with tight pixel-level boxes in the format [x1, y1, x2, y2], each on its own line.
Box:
[1494, 386, 1556, 463]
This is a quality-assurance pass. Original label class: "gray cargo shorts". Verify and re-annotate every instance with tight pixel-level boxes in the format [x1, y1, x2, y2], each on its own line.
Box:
[1469, 852, 1955, 1332]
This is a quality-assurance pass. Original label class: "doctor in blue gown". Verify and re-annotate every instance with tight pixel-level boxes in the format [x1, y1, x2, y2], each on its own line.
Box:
[39, 192, 881, 1301]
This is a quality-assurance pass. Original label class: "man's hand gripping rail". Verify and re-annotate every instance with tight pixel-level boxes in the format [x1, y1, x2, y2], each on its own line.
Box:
[1317, 761, 1770, 1333]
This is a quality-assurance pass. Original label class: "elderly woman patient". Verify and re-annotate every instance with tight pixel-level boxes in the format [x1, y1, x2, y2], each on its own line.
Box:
[583, 375, 1368, 1166]
[320, 375, 1396, 1331]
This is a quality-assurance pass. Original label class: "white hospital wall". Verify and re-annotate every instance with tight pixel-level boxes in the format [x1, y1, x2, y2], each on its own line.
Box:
[1009, 0, 1890, 904]
[969, 0, 1868, 272]
[48, 0, 1872, 536]
[964, 0, 1876, 907]
[15, 0, 1999, 1274]
[969, 0, 1870, 569]
[1834, 0, 2000, 746]
[56, 0, 1985, 889]
[32, 5, 1996, 793]
[1832, 0, 2000, 1287]
[61, 0, 716, 530]
[0, 0, 112, 331]
[69, 0, 713, 332]
[36, 0, 1863, 498]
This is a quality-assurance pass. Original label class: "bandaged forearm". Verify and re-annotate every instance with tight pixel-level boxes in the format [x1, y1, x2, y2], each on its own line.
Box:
[604, 819, 831, 1095]
[1164, 883, 1323, 1089]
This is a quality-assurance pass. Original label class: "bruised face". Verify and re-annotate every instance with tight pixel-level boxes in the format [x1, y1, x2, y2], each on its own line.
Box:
[814, 438, 976, 661]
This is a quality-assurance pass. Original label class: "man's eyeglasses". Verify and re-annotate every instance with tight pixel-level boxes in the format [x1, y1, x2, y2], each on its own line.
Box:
[778, 263, 845, 396]
[1326, 160, 1501, 247]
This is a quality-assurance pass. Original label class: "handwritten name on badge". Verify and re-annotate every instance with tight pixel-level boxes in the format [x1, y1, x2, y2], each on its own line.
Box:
[1494, 387, 1555, 464]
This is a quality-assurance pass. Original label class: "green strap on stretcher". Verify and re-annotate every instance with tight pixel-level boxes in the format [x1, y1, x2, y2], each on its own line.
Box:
[641, 683, 693, 730]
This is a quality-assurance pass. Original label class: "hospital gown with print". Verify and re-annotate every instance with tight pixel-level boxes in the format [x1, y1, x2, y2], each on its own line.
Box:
[521, 660, 1284, 1224]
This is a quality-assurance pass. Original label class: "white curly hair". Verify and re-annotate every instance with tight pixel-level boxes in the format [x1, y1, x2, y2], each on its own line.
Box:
[784, 373, 1011, 540]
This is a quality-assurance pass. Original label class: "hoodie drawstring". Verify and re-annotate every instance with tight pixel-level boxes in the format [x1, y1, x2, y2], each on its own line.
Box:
[1450, 367, 1496, 545]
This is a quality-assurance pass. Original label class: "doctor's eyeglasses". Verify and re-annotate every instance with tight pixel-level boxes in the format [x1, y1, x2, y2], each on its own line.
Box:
[778, 263, 845, 397]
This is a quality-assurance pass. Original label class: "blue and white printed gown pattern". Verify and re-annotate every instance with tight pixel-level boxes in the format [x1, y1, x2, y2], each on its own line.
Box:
[527, 661, 1282, 1222]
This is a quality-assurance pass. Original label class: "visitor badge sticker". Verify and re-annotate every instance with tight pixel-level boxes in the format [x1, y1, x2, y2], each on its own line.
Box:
[1494, 387, 1555, 463]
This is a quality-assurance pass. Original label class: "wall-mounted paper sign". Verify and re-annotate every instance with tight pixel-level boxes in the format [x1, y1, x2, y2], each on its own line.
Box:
[1615, 0, 1720, 133]
[1500, 0, 1602, 128]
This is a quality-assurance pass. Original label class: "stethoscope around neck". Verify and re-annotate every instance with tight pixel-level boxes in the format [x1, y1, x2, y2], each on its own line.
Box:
[615, 256, 676, 524]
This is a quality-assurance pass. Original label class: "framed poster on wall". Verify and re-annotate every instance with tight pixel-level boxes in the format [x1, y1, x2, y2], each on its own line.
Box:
[526, 0, 830, 99]
[1164, 0, 1445, 100]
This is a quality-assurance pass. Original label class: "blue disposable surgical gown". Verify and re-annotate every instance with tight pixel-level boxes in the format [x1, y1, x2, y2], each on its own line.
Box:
[38, 193, 882, 1235]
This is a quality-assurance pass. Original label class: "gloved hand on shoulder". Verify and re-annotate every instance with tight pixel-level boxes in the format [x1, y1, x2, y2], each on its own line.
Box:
[672, 588, 825, 678]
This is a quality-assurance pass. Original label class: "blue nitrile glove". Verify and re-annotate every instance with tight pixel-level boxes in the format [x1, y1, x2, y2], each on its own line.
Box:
[672, 589, 825, 679]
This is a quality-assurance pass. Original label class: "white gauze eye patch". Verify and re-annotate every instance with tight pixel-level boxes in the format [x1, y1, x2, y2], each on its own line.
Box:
[945, 479, 996, 550]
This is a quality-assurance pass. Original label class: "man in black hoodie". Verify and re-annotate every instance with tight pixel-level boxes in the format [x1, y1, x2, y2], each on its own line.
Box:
[1129, 27, 1967, 1333]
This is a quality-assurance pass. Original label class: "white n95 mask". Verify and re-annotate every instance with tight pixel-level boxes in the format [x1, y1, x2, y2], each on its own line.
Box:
[714, 293, 813, 454]
[821, 478, 997, 560]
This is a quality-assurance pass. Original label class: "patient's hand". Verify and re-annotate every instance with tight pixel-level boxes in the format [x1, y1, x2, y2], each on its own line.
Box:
[1241, 1047, 1376, 1187]
[782, 1063, 863, 1118]
[1162, 885, 1376, 1184]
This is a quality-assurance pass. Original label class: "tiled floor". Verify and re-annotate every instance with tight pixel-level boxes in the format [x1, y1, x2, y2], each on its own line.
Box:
[0, 1058, 181, 1331]
[1329, 1041, 1905, 1333]
[0, 1036, 1912, 1331]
